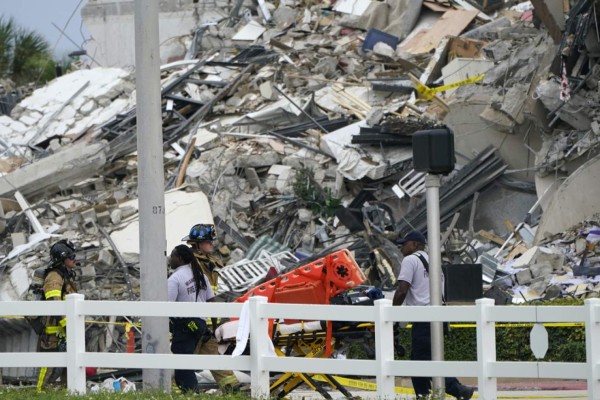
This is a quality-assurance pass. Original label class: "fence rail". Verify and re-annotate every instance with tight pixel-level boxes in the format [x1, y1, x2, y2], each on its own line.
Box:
[1, 295, 599, 399]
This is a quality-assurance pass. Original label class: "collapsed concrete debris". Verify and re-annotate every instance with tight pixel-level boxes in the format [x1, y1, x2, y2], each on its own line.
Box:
[478, 215, 600, 304]
[3, 0, 600, 383]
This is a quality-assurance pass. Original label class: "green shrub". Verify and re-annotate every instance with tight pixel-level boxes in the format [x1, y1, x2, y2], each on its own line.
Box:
[292, 167, 340, 218]
[350, 298, 587, 363]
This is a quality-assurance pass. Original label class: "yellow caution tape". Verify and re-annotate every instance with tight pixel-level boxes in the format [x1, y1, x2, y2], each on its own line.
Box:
[313, 375, 587, 399]
[447, 322, 584, 329]
[414, 74, 484, 101]
[0, 315, 142, 328]
[85, 319, 141, 328]
[312, 374, 414, 395]
[1, 316, 585, 330]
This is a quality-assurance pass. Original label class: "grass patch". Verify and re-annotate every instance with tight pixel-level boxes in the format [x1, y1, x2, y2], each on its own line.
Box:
[0, 387, 251, 400]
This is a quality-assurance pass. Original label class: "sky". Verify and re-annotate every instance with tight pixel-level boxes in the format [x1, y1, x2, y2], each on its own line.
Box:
[0, 0, 90, 59]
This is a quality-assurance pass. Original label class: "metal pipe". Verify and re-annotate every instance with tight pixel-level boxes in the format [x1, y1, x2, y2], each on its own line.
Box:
[267, 130, 333, 158]
[14, 191, 45, 234]
[96, 224, 135, 301]
[134, 0, 170, 391]
[273, 86, 331, 133]
[425, 174, 445, 397]
[51, 22, 102, 67]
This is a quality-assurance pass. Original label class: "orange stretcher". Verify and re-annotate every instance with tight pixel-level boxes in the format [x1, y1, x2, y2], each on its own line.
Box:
[234, 249, 366, 355]
[230, 249, 368, 398]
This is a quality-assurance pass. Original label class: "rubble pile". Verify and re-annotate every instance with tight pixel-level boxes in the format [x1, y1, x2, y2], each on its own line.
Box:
[0, 68, 134, 153]
[2, 0, 600, 361]
[533, 0, 600, 177]
[478, 215, 600, 304]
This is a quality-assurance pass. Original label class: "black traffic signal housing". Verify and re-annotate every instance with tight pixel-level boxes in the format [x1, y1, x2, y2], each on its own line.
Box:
[412, 127, 455, 175]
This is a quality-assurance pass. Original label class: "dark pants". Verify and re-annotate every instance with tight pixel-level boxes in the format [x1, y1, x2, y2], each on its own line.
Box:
[171, 319, 206, 393]
[411, 322, 464, 398]
[37, 335, 67, 391]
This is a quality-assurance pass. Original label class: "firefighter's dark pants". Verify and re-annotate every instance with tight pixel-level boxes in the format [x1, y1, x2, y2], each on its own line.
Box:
[410, 322, 464, 398]
[171, 319, 205, 393]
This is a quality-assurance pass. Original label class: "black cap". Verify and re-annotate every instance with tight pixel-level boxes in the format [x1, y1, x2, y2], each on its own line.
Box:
[396, 231, 426, 245]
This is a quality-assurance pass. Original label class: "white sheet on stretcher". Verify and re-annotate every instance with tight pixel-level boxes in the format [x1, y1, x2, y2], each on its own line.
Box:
[232, 300, 276, 357]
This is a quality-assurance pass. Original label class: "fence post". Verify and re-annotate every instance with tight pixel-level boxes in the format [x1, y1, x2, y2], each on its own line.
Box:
[585, 298, 600, 399]
[374, 299, 394, 399]
[249, 296, 269, 399]
[66, 294, 86, 394]
[476, 298, 496, 400]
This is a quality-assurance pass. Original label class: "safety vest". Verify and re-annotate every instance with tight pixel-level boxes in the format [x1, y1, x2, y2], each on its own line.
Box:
[42, 268, 77, 335]
[193, 252, 221, 294]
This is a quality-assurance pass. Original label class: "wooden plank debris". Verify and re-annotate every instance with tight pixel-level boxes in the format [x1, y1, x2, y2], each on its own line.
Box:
[400, 9, 479, 54]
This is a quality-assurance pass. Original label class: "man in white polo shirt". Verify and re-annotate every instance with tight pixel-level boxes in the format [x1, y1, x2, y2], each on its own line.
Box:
[393, 230, 474, 400]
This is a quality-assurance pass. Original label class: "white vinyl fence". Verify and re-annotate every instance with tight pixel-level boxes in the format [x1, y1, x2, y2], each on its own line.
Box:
[2, 295, 600, 399]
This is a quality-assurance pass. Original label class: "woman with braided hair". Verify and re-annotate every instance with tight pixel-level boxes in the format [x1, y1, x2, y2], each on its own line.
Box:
[168, 244, 213, 393]
[183, 223, 244, 392]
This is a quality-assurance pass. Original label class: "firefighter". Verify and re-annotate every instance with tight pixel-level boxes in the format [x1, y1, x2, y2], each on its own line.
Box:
[37, 240, 78, 392]
[168, 244, 212, 393]
[182, 223, 242, 392]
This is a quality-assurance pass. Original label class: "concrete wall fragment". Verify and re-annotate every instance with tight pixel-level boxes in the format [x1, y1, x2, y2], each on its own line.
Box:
[0, 141, 108, 200]
[535, 153, 600, 242]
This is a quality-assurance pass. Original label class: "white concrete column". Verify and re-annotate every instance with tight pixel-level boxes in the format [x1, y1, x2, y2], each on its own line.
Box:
[135, 0, 170, 391]
[375, 299, 395, 398]
[249, 296, 270, 398]
[66, 294, 86, 394]
[476, 298, 496, 399]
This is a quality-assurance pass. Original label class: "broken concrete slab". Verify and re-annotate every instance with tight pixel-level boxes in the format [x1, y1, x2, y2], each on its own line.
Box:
[0, 141, 109, 200]
[98, 249, 114, 267]
[342, 0, 423, 41]
[10, 232, 26, 248]
[80, 265, 97, 280]
[110, 190, 213, 254]
[320, 121, 413, 180]
[530, 262, 553, 279]
[245, 167, 262, 189]
[535, 79, 591, 130]
[479, 83, 529, 132]
[259, 81, 278, 100]
[235, 150, 282, 168]
[5, 68, 132, 147]
[441, 58, 494, 96]
[232, 20, 266, 41]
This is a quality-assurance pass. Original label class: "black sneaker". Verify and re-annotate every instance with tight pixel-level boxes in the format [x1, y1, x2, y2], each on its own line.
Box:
[457, 385, 474, 400]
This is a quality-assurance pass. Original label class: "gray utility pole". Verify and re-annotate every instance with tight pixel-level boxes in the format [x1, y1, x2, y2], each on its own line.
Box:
[425, 174, 445, 397]
[134, 0, 171, 391]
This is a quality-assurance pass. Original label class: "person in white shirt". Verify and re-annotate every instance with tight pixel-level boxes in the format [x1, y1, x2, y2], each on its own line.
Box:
[393, 231, 474, 400]
[168, 244, 213, 393]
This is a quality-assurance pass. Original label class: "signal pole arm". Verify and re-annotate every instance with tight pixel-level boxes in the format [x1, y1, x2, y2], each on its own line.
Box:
[393, 281, 410, 306]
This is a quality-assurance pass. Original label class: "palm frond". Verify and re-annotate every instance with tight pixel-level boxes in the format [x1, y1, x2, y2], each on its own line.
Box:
[0, 16, 15, 77]
[12, 27, 52, 85]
